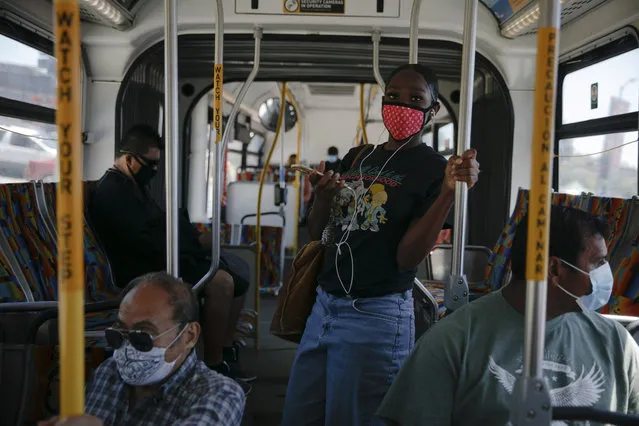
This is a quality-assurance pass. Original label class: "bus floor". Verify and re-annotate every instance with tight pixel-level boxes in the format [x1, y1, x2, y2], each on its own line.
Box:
[240, 226, 310, 425]
[241, 294, 297, 426]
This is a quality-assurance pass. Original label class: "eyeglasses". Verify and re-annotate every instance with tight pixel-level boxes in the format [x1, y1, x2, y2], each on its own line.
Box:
[121, 150, 160, 169]
[105, 324, 181, 352]
[134, 154, 159, 169]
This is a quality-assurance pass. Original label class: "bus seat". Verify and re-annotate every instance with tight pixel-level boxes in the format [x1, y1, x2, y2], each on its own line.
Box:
[425, 244, 493, 292]
[484, 188, 639, 317]
[40, 182, 119, 301]
[415, 230, 452, 280]
[0, 247, 26, 302]
[194, 222, 284, 295]
[416, 244, 492, 319]
[0, 182, 116, 422]
[0, 183, 57, 301]
[483, 188, 580, 291]
[219, 244, 258, 343]
[413, 278, 439, 339]
[599, 199, 639, 316]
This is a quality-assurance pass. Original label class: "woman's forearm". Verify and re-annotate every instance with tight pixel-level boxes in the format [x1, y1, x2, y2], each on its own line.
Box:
[308, 200, 332, 241]
[397, 188, 455, 270]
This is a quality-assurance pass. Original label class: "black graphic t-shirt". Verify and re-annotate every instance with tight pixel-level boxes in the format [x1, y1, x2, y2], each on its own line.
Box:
[316, 143, 452, 298]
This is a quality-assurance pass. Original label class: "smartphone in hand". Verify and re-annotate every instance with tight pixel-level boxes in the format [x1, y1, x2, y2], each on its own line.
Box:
[290, 164, 323, 177]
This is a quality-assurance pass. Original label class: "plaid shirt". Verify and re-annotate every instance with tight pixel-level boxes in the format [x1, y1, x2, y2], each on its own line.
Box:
[85, 351, 245, 426]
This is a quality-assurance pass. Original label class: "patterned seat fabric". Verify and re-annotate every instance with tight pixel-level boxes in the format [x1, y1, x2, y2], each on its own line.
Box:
[0, 249, 25, 302]
[0, 183, 57, 301]
[0, 182, 118, 333]
[483, 190, 580, 291]
[194, 222, 284, 295]
[42, 182, 119, 302]
[483, 188, 639, 315]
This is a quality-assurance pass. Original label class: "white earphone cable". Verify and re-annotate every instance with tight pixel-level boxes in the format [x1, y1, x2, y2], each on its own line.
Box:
[333, 110, 436, 296]
[334, 138, 412, 295]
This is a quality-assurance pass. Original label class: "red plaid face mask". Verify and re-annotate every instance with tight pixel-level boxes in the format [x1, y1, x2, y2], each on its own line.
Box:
[382, 102, 433, 142]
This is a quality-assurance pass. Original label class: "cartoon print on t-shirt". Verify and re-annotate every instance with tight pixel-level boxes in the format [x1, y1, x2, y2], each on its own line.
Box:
[489, 355, 605, 426]
[360, 184, 388, 232]
[328, 165, 404, 234]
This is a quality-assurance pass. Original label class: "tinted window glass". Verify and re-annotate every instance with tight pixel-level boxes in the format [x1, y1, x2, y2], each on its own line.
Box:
[558, 131, 638, 198]
[0, 116, 58, 183]
[0, 34, 57, 109]
[562, 49, 639, 124]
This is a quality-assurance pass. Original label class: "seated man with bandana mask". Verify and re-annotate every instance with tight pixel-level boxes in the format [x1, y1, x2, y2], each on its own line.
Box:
[377, 205, 639, 426]
[38, 272, 245, 426]
[89, 124, 255, 393]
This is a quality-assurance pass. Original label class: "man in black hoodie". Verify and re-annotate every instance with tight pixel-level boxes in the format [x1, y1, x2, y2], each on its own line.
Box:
[89, 124, 255, 393]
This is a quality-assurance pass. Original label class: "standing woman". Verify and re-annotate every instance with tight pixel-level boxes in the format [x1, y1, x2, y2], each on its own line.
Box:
[281, 63, 480, 426]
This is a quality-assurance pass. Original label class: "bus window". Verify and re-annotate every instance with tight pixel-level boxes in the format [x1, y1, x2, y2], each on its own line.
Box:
[0, 34, 57, 109]
[0, 24, 60, 183]
[227, 151, 242, 183]
[0, 116, 58, 183]
[562, 49, 638, 124]
[558, 131, 638, 198]
[556, 33, 639, 198]
[437, 122, 455, 155]
[422, 131, 434, 147]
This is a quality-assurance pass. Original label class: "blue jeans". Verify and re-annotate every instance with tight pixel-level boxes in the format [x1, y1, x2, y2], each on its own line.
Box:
[281, 286, 415, 426]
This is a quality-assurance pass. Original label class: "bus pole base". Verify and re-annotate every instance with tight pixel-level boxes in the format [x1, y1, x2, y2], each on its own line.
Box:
[509, 376, 552, 426]
[444, 274, 469, 312]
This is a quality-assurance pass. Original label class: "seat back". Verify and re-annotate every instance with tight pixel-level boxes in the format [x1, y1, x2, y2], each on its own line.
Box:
[194, 222, 284, 295]
[484, 188, 639, 316]
[0, 184, 57, 301]
[483, 189, 580, 291]
[413, 278, 438, 340]
[41, 182, 118, 301]
[0, 244, 27, 302]
[425, 244, 492, 291]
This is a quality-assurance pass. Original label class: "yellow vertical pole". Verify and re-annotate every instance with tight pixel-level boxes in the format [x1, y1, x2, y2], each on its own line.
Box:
[54, 0, 84, 416]
[359, 83, 370, 145]
[509, 3, 560, 424]
[256, 83, 287, 347]
[285, 89, 302, 254]
[522, 0, 561, 380]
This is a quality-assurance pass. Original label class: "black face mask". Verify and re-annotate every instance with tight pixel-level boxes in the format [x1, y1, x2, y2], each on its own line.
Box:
[133, 163, 157, 187]
[126, 153, 158, 187]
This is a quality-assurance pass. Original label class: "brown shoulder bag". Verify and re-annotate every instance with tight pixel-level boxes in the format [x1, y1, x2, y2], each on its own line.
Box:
[270, 145, 372, 343]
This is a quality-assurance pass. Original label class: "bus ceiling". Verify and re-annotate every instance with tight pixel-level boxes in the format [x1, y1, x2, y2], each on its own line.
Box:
[0, 0, 627, 39]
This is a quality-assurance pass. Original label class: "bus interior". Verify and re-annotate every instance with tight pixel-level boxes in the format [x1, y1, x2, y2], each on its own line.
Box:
[0, 0, 638, 425]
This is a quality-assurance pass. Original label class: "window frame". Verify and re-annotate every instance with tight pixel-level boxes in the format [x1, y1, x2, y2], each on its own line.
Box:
[0, 17, 57, 125]
[553, 27, 639, 195]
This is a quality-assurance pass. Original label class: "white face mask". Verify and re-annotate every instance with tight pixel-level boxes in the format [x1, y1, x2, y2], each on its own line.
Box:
[114, 325, 186, 386]
[557, 259, 614, 311]
[327, 155, 338, 163]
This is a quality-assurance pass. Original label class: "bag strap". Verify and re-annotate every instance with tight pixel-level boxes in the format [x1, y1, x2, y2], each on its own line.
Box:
[350, 144, 373, 170]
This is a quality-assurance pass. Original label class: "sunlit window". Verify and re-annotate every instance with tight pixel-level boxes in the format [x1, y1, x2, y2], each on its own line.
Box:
[0, 34, 57, 109]
[562, 49, 638, 125]
[422, 131, 433, 147]
[0, 116, 58, 183]
[437, 123, 455, 155]
[558, 132, 638, 198]
[557, 40, 639, 198]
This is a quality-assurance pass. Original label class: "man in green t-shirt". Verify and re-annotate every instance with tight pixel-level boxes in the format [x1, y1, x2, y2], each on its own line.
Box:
[378, 205, 639, 426]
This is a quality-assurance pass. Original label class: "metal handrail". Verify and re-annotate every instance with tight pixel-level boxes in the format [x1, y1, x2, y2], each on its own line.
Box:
[408, 0, 423, 64]
[164, 0, 179, 276]
[372, 30, 385, 90]
[446, 0, 478, 312]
